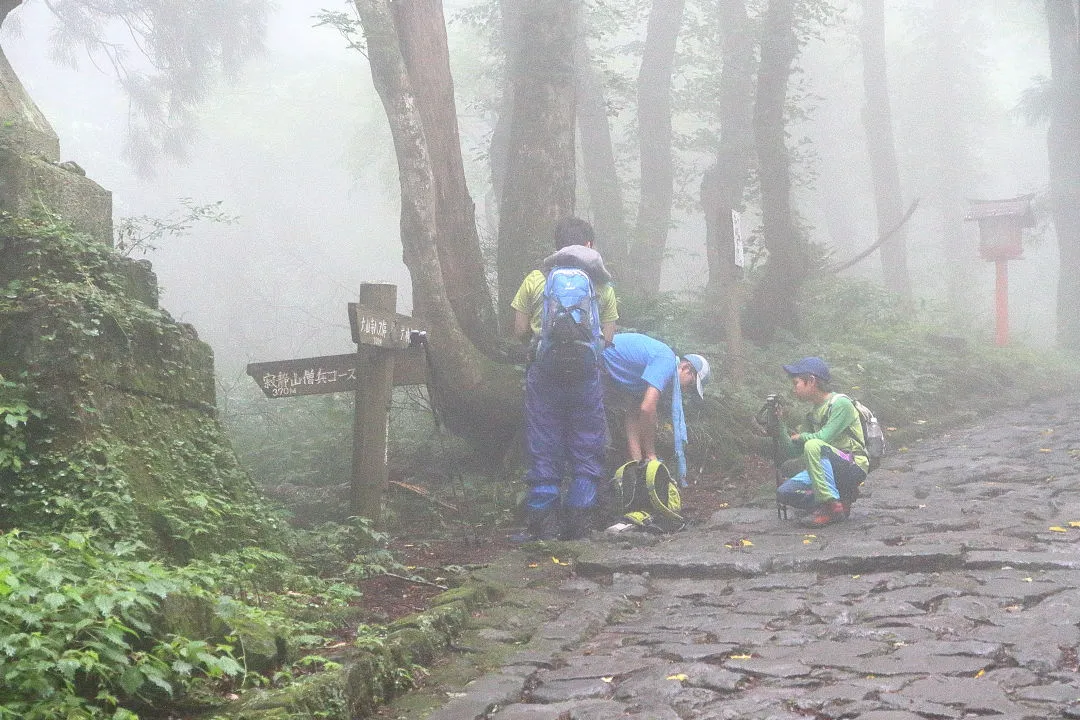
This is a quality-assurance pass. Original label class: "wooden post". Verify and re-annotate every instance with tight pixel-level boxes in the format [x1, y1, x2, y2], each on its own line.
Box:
[352, 283, 397, 526]
[994, 259, 1009, 347]
[246, 289, 427, 528]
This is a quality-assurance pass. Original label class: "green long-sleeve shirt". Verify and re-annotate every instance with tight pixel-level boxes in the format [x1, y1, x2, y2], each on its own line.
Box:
[777, 393, 869, 472]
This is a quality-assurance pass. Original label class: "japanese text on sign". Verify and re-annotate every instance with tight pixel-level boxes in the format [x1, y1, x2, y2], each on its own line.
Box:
[349, 303, 429, 350]
[259, 366, 358, 397]
[246, 353, 359, 398]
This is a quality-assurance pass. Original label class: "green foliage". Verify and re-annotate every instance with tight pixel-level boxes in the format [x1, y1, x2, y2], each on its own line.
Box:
[114, 199, 238, 257]
[0, 210, 167, 343]
[0, 210, 280, 559]
[0, 374, 42, 476]
[313, 9, 366, 54]
[222, 387, 353, 490]
[669, 275, 1080, 481]
[0, 531, 245, 719]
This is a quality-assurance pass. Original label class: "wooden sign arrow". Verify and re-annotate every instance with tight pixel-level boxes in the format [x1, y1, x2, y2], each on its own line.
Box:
[247, 348, 428, 398]
[349, 303, 429, 350]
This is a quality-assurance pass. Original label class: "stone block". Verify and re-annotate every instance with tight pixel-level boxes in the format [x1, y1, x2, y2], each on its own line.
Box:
[0, 48, 60, 160]
[0, 147, 112, 244]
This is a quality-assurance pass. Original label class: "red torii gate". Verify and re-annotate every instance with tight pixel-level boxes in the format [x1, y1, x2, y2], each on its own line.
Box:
[964, 195, 1035, 347]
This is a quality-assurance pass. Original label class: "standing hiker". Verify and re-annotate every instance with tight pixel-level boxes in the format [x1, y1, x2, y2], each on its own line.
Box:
[510, 217, 618, 540]
[601, 332, 710, 486]
[772, 356, 868, 526]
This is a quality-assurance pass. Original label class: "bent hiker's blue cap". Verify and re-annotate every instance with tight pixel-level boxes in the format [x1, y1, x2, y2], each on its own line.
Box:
[683, 354, 711, 399]
[783, 356, 830, 382]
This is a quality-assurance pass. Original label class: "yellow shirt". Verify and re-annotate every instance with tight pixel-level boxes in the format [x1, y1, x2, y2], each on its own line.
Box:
[511, 270, 618, 336]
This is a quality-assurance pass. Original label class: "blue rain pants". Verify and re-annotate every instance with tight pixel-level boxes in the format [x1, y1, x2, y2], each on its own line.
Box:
[523, 361, 607, 515]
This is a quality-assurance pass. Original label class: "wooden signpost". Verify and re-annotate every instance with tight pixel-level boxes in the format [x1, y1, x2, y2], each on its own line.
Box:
[245, 282, 428, 526]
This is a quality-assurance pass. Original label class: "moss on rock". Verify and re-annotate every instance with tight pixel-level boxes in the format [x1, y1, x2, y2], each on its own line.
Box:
[0, 211, 278, 559]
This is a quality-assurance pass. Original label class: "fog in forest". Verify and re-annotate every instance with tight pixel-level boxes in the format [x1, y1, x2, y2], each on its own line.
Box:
[2, 0, 1059, 385]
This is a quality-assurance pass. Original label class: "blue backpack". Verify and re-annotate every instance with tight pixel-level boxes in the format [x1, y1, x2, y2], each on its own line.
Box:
[535, 266, 602, 377]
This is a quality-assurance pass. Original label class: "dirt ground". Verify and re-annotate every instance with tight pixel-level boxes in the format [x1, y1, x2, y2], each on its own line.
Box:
[355, 455, 776, 622]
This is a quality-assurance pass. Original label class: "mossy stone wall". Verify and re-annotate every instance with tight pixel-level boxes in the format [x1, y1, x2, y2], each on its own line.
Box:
[0, 213, 276, 560]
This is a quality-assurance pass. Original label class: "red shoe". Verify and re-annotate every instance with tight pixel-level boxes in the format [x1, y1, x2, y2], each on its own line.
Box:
[808, 501, 847, 527]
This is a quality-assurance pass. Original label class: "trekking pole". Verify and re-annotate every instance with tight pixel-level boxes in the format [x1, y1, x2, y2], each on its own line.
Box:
[757, 394, 787, 520]
[774, 435, 787, 520]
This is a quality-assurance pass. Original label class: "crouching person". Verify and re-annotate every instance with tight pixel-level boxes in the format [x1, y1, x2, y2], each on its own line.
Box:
[773, 357, 868, 526]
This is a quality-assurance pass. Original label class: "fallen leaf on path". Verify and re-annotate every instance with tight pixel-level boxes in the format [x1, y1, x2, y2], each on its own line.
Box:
[666, 673, 688, 681]
[1049, 526, 1069, 533]
[729, 654, 752, 660]
[552, 556, 570, 565]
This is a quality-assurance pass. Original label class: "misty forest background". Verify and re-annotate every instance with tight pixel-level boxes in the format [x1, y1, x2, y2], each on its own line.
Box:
[3, 0, 1080, 717]
[6, 0, 1080, 522]
[7, 0, 1068, 364]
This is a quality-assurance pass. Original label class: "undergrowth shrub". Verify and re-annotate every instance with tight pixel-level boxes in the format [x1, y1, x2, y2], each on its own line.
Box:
[0, 531, 245, 719]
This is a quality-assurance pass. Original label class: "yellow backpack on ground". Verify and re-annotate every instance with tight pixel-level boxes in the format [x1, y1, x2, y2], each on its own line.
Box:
[611, 460, 685, 533]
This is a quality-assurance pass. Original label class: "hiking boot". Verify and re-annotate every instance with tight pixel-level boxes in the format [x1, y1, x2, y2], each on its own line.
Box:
[561, 507, 594, 541]
[510, 510, 562, 542]
[806, 501, 847, 527]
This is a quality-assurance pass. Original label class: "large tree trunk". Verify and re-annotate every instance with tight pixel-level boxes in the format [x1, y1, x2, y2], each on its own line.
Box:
[495, 0, 579, 328]
[625, 0, 687, 297]
[744, 0, 803, 344]
[701, 0, 755, 380]
[489, 0, 524, 229]
[355, 0, 520, 455]
[930, 0, 977, 324]
[576, 34, 629, 276]
[1047, 0, 1080, 351]
[859, 0, 911, 301]
[390, 0, 500, 356]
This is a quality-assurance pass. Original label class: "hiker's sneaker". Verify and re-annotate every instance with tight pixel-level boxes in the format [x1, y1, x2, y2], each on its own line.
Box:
[510, 510, 562, 542]
[561, 507, 595, 541]
[807, 501, 847, 527]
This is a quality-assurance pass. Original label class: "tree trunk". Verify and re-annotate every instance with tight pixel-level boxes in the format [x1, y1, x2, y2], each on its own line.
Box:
[495, 0, 580, 328]
[355, 0, 521, 457]
[701, 0, 755, 380]
[576, 34, 629, 276]
[930, 0, 977, 323]
[625, 0, 687, 297]
[1047, 0, 1080, 350]
[489, 0, 524, 225]
[390, 0, 500, 356]
[859, 0, 911, 301]
[744, 0, 803, 344]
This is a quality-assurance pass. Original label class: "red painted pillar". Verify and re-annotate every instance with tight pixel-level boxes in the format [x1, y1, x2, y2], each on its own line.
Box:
[994, 259, 1009, 346]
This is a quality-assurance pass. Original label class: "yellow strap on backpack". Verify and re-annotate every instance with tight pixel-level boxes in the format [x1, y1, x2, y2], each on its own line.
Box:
[613, 459, 684, 531]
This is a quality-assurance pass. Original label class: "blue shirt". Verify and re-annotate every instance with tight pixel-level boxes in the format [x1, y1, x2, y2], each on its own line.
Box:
[603, 333, 677, 396]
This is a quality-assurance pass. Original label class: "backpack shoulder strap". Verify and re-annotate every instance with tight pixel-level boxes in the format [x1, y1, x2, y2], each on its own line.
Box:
[642, 460, 684, 525]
